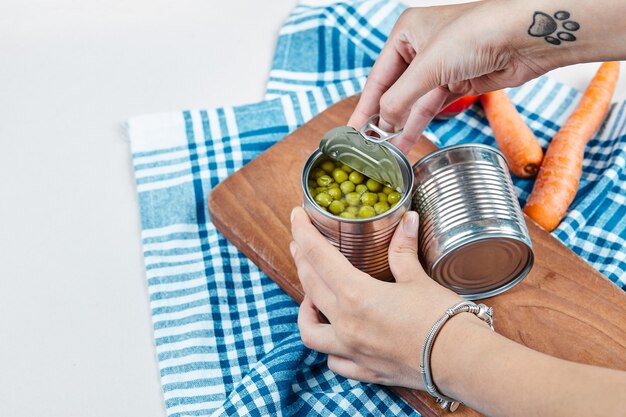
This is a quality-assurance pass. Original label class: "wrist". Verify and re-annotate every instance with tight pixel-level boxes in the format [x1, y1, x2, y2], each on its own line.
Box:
[494, 0, 626, 70]
[428, 310, 498, 401]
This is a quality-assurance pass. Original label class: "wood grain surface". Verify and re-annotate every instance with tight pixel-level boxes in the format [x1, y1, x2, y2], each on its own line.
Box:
[208, 95, 626, 416]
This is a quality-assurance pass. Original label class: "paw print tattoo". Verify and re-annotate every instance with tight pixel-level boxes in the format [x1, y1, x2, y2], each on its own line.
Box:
[528, 10, 580, 45]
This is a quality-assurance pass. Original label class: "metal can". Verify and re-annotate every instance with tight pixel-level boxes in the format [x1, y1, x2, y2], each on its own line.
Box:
[302, 146, 414, 281]
[302, 142, 533, 299]
[411, 144, 534, 299]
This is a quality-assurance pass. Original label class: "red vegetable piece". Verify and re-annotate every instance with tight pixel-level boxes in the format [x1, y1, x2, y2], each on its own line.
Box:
[435, 95, 480, 119]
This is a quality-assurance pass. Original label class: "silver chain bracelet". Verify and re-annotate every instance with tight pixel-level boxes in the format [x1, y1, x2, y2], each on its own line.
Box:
[420, 301, 494, 412]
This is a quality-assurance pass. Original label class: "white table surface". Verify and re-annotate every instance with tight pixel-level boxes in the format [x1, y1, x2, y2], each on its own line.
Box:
[1, 1, 624, 416]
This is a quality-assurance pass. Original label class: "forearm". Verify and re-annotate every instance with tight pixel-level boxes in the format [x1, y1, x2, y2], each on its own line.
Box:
[494, 0, 626, 69]
[431, 314, 626, 417]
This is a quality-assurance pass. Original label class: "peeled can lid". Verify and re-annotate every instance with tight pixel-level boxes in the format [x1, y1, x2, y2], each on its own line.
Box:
[319, 125, 404, 191]
[429, 236, 534, 300]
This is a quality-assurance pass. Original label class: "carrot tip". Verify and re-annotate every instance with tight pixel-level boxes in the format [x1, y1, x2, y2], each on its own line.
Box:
[524, 164, 539, 177]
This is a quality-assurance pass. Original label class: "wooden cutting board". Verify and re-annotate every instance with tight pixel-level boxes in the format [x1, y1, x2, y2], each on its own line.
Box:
[208, 95, 626, 417]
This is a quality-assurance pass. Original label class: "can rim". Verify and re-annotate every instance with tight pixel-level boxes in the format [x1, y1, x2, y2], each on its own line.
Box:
[412, 143, 508, 171]
[429, 233, 534, 300]
[302, 147, 413, 223]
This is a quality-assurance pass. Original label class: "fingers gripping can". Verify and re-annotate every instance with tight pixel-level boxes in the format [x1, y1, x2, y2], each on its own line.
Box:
[302, 143, 533, 299]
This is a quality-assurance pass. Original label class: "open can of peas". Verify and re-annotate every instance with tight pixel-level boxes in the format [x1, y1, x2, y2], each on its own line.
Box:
[301, 133, 414, 281]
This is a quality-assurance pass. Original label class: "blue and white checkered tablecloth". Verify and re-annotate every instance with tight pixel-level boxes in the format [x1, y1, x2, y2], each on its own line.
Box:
[127, 1, 626, 415]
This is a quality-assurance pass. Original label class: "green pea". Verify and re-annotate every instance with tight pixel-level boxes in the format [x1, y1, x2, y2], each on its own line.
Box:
[332, 168, 348, 183]
[329, 200, 345, 215]
[328, 182, 340, 189]
[355, 184, 368, 195]
[346, 206, 359, 215]
[315, 192, 332, 207]
[312, 168, 326, 179]
[361, 192, 378, 206]
[308, 179, 317, 189]
[340, 181, 355, 194]
[340, 211, 356, 219]
[321, 160, 335, 173]
[382, 186, 394, 195]
[358, 205, 376, 218]
[309, 188, 317, 198]
[377, 193, 388, 203]
[327, 187, 342, 200]
[345, 192, 361, 206]
[315, 186, 328, 195]
[366, 179, 383, 192]
[374, 201, 390, 214]
[348, 171, 365, 184]
[341, 164, 353, 173]
[387, 191, 401, 205]
[317, 175, 333, 187]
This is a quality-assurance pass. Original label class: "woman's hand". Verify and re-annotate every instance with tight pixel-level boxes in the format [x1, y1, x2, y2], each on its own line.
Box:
[290, 207, 626, 416]
[289, 206, 469, 389]
[348, 1, 556, 153]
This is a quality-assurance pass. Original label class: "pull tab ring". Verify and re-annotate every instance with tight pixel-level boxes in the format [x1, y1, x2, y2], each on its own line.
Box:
[359, 114, 403, 143]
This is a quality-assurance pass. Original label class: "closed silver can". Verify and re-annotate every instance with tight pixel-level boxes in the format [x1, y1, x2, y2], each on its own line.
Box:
[302, 146, 414, 281]
[412, 144, 533, 299]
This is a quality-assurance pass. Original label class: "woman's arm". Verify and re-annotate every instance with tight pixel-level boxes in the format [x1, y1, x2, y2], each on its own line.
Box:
[290, 207, 626, 417]
[432, 311, 626, 416]
[348, 0, 626, 152]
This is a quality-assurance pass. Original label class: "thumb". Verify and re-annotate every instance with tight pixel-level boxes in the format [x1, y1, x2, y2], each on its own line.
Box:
[388, 211, 427, 282]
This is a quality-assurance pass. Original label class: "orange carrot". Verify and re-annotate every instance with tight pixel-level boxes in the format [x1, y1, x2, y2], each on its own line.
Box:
[524, 61, 620, 231]
[480, 90, 544, 178]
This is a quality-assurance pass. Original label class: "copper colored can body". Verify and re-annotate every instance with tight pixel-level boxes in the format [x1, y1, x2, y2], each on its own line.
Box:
[411, 144, 533, 299]
[302, 147, 414, 281]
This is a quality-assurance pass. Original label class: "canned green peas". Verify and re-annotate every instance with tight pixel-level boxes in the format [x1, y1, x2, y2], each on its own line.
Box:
[307, 157, 402, 219]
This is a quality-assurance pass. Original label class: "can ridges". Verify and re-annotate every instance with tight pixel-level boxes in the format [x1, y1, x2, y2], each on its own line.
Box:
[416, 170, 514, 203]
[412, 143, 508, 174]
[420, 217, 528, 254]
[417, 197, 522, 226]
[412, 144, 533, 300]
